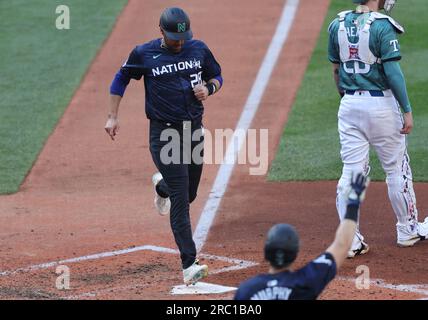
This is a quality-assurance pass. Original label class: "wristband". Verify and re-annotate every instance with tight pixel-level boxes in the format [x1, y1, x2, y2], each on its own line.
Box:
[205, 83, 216, 96]
[344, 203, 359, 222]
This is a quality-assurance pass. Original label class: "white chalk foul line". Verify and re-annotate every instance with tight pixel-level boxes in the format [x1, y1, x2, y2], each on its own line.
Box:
[199, 252, 258, 275]
[0, 244, 258, 278]
[0, 245, 160, 277]
[193, 0, 300, 252]
[337, 276, 428, 298]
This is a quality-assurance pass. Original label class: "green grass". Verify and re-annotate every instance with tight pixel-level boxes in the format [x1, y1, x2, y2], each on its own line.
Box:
[0, 0, 127, 194]
[269, 0, 428, 182]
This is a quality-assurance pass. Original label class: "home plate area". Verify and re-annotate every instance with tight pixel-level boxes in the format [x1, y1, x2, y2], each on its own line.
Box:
[171, 282, 237, 295]
[0, 245, 258, 299]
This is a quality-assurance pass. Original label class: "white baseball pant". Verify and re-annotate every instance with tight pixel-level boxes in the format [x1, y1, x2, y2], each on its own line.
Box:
[336, 90, 419, 249]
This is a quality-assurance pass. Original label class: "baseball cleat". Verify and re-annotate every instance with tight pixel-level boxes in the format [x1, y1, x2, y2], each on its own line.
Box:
[397, 235, 424, 247]
[418, 217, 428, 237]
[397, 219, 428, 247]
[183, 259, 208, 286]
[347, 241, 369, 259]
[152, 172, 170, 216]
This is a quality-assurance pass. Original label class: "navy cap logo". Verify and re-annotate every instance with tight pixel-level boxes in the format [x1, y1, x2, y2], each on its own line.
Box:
[177, 22, 186, 32]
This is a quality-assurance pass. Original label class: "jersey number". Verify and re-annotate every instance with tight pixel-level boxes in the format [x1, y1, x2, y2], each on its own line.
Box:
[190, 71, 203, 88]
[343, 61, 370, 74]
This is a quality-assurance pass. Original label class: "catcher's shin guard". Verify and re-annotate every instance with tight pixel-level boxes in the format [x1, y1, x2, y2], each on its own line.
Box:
[385, 152, 418, 227]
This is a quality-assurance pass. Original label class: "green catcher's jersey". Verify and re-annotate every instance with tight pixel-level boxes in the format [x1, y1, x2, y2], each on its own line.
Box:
[328, 11, 402, 91]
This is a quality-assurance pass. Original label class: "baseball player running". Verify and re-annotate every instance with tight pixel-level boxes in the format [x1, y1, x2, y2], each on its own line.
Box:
[235, 173, 370, 300]
[105, 7, 223, 285]
[328, 0, 428, 257]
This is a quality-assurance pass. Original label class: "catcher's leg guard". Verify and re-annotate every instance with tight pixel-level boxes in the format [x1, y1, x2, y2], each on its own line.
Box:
[385, 152, 419, 234]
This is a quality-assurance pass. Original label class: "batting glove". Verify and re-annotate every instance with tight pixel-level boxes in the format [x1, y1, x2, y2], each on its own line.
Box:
[347, 172, 370, 207]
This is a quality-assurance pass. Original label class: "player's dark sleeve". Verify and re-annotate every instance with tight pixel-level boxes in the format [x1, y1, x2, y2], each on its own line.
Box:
[110, 47, 144, 97]
[110, 72, 131, 97]
[120, 46, 145, 79]
[201, 44, 222, 86]
[234, 278, 255, 300]
[234, 287, 245, 300]
[297, 252, 337, 299]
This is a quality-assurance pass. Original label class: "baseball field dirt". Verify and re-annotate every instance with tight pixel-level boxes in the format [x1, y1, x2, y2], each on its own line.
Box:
[0, 0, 427, 300]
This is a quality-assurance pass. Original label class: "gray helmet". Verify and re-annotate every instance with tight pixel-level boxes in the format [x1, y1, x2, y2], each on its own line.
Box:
[264, 224, 299, 269]
[159, 7, 193, 41]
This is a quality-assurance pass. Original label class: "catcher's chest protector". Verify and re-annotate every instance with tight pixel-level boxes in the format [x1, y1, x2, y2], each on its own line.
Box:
[338, 11, 381, 66]
[338, 11, 404, 66]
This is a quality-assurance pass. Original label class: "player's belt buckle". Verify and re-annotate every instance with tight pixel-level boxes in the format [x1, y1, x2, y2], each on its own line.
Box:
[354, 90, 370, 96]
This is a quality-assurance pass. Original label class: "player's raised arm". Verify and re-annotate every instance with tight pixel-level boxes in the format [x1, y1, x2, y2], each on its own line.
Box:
[326, 173, 370, 268]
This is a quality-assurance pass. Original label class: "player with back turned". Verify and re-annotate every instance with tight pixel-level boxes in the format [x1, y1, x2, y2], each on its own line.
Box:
[104, 7, 223, 285]
[328, 0, 427, 257]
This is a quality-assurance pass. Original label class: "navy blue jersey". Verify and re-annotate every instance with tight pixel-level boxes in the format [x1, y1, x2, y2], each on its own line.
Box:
[113, 39, 221, 123]
[234, 252, 337, 300]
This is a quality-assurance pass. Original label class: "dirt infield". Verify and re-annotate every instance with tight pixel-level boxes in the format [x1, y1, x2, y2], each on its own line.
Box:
[0, 0, 427, 300]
